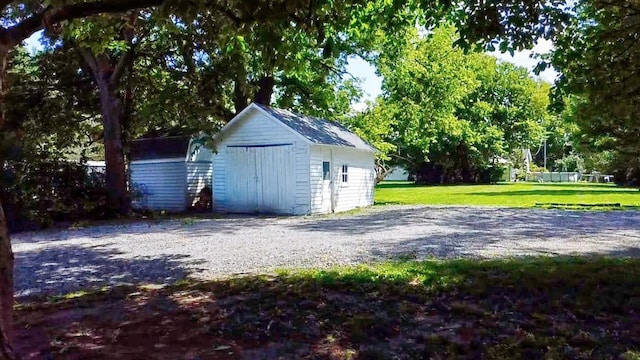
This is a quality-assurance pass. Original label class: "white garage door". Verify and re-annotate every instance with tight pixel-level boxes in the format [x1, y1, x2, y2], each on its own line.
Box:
[225, 145, 295, 214]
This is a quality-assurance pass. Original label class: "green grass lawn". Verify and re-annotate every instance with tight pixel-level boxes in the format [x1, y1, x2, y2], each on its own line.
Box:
[375, 181, 640, 209]
[17, 257, 640, 359]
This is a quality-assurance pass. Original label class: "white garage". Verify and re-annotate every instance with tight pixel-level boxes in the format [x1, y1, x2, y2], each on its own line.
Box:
[213, 103, 377, 215]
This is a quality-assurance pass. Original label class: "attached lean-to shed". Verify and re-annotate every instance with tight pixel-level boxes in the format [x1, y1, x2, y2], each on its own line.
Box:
[129, 134, 213, 212]
[213, 103, 377, 215]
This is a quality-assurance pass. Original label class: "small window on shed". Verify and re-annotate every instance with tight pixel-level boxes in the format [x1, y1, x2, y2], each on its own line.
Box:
[341, 165, 349, 183]
[323, 162, 331, 180]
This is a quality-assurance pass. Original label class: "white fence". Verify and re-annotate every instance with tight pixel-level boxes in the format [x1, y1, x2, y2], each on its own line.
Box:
[525, 172, 580, 183]
[522, 172, 614, 183]
[581, 173, 614, 183]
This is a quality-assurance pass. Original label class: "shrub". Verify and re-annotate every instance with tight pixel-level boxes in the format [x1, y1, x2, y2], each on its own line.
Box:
[2, 158, 110, 233]
[481, 165, 506, 184]
[611, 156, 640, 186]
[554, 155, 585, 172]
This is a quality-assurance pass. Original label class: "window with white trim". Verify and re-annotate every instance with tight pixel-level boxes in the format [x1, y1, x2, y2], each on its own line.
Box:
[341, 165, 349, 183]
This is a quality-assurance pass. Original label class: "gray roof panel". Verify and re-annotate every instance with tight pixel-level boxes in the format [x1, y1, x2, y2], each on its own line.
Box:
[130, 136, 191, 161]
[255, 104, 376, 152]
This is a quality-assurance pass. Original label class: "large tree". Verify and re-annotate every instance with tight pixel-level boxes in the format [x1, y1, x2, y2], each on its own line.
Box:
[548, 0, 640, 184]
[72, 13, 141, 214]
[46, 2, 373, 218]
[368, 26, 550, 183]
[1, 3, 168, 357]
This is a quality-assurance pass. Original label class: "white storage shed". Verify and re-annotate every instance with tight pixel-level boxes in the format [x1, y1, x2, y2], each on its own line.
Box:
[129, 135, 213, 212]
[213, 103, 377, 215]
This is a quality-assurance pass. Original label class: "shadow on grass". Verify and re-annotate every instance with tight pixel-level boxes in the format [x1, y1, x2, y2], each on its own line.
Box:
[376, 182, 513, 190]
[376, 181, 420, 189]
[15, 257, 640, 359]
[469, 189, 640, 197]
[376, 181, 634, 191]
[373, 200, 404, 206]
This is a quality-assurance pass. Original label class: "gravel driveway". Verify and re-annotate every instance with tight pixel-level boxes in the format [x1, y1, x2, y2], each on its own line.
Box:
[13, 205, 640, 298]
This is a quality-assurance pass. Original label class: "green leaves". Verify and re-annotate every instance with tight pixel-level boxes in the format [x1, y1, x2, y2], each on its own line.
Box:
[548, 0, 640, 183]
[368, 25, 552, 183]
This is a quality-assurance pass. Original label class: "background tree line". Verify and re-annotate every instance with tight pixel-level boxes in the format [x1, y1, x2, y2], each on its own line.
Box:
[352, 26, 559, 184]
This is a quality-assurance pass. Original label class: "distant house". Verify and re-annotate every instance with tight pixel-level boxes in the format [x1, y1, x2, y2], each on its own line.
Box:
[85, 161, 106, 175]
[129, 134, 213, 212]
[212, 103, 377, 215]
[384, 166, 410, 181]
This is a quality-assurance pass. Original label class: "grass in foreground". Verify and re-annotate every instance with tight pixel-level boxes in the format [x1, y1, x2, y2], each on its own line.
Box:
[15, 257, 640, 359]
[375, 181, 640, 209]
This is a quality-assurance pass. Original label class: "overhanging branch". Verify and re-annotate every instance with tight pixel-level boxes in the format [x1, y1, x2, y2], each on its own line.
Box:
[111, 46, 135, 85]
[5, 0, 164, 46]
[78, 47, 99, 78]
[110, 12, 138, 85]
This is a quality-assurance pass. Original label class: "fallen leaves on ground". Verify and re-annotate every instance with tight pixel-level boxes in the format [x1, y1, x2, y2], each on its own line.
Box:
[14, 257, 640, 359]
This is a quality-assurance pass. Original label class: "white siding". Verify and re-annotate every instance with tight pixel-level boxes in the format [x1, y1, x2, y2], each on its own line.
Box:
[309, 146, 325, 214]
[294, 144, 311, 215]
[213, 109, 310, 214]
[213, 150, 226, 212]
[217, 110, 301, 146]
[130, 160, 187, 212]
[308, 145, 375, 214]
[187, 161, 213, 208]
[332, 148, 376, 212]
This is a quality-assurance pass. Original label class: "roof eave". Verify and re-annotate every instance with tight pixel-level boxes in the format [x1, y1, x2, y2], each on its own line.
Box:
[216, 103, 314, 147]
[311, 142, 378, 154]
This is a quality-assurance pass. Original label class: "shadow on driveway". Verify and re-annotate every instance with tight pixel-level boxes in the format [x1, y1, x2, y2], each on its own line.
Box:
[12, 206, 640, 299]
[288, 206, 640, 237]
[287, 206, 640, 259]
[15, 244, 204, 299]
[12, 215, 288, 245]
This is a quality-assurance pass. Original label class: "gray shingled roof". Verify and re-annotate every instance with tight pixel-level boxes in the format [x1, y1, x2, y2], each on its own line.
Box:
[255, 104, 376, 152]
[130, 136, 191, 161]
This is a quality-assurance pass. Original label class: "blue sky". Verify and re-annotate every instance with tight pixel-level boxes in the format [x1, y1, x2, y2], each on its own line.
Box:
[346, 39, 558, 109]
[24, 32, 42, 52]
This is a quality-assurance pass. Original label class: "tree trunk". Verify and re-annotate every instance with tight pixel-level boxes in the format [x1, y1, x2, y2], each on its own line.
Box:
[0, 46, 17, 360]
[232, 53, 250, 113]
[97, 79, 129, 215]
[0, 205, 15, 360]
[81, 46, 131, 217]
[122, 69, 134, 170]
[234, 76, 249, 113]
[254, 75, 275, 106]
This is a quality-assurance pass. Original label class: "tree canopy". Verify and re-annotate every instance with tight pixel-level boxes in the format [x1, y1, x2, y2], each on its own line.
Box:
[354, 26, 552, 183]
[547, 0, 640, 184]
